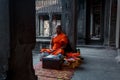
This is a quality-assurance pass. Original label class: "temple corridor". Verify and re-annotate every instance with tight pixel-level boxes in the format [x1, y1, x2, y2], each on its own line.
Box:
[0, 0, 120, 80]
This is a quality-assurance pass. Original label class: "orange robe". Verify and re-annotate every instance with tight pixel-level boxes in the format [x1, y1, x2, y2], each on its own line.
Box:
[66, 52, 80, 59]
[40, 32, 68, 55]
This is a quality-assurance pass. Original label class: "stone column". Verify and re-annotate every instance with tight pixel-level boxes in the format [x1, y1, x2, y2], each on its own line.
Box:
[72, 0, 77, 50]
[61, 0, 77, 51]
[76, 0, 86, 45]
[109, 0, 117, 47]
[0, 0, 9, 79]
[40, 16, 44, 36]
[61, 0, 67, 32]
[104, 0, 112, 46]
[36, 13, 39, 37]
[90, 2, 93, 37]
[7, 0, 37, 80]
[115, 0, 120, 63]
[52, 16, 57, 34]
[116, 0, 120, 49]
[49, 13, 52, 36]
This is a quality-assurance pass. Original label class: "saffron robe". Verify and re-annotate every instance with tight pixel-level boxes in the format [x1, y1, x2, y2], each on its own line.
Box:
[40, 32, 68, 55]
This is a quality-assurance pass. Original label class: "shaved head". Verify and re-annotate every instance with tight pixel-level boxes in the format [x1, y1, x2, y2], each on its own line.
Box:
[56, 25, 62, 34]
[56, 25, 62, 30]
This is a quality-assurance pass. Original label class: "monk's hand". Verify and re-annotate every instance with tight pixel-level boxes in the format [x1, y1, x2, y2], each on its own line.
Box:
[50, 49, 53, 51]
[50, 49, 55, 53]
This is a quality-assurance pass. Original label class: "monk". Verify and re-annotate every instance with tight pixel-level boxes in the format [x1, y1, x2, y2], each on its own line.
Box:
[40, 25, 68, 59]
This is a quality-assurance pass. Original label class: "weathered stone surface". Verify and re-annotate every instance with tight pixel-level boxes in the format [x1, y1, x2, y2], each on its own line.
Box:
[115, 0, 120, 63]
[6, 0, 37, 80]
[115, 49, 120, 63]
[61, 0, 77, 51]
[0, 0, 9, 79]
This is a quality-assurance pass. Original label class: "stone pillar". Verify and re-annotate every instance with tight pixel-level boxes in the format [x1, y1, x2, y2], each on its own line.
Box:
[116, 0, 120, 49]
[61, 0, 67, 32]
[115, 0, 120, 62]
[76, 0, 86, 45]
[72, 0, 77, 50]
[109, 0, 117, 47]
[61, 0, 77, 51]
[85, 0, 91, 44]
[52, 16, 57, 34]
[90, 1, 93, 37]
[104, 0, 112, 46]
[36, 13, 39, 37]
[100, 0, 105, 42]
[0, 0, 9, 79]
[40, 16, 44, 36]
[49, 13, 52, 36]
[7, 0, 37, 80]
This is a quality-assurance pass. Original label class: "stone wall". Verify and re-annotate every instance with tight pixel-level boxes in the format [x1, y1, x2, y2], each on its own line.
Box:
[61, 0, 77, 50]
[0, 0, 9, 79]
[76, 0, 86, 45]
[6, 0, 37, 80]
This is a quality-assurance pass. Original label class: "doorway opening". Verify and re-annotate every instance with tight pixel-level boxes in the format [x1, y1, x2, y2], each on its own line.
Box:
[86, 0, 104, 45]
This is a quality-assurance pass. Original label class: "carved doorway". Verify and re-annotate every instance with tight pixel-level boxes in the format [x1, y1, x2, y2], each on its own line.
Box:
[86, 0, 104, 45]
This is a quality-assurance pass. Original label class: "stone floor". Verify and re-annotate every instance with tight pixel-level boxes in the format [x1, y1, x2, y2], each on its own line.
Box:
[32, 47, 120, 80]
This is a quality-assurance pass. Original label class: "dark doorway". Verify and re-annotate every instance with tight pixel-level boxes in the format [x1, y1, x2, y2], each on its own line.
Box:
[86, 0, 104, 45]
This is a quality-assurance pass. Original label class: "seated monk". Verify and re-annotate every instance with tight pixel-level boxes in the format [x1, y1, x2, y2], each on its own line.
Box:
[40, 25, 68, 59]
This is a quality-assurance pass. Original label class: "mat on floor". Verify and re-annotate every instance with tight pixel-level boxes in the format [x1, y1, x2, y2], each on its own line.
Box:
[34, 61, 75, 80]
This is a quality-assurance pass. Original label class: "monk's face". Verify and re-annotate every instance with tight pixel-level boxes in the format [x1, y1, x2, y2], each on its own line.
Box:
[56, 26, 62, 34]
